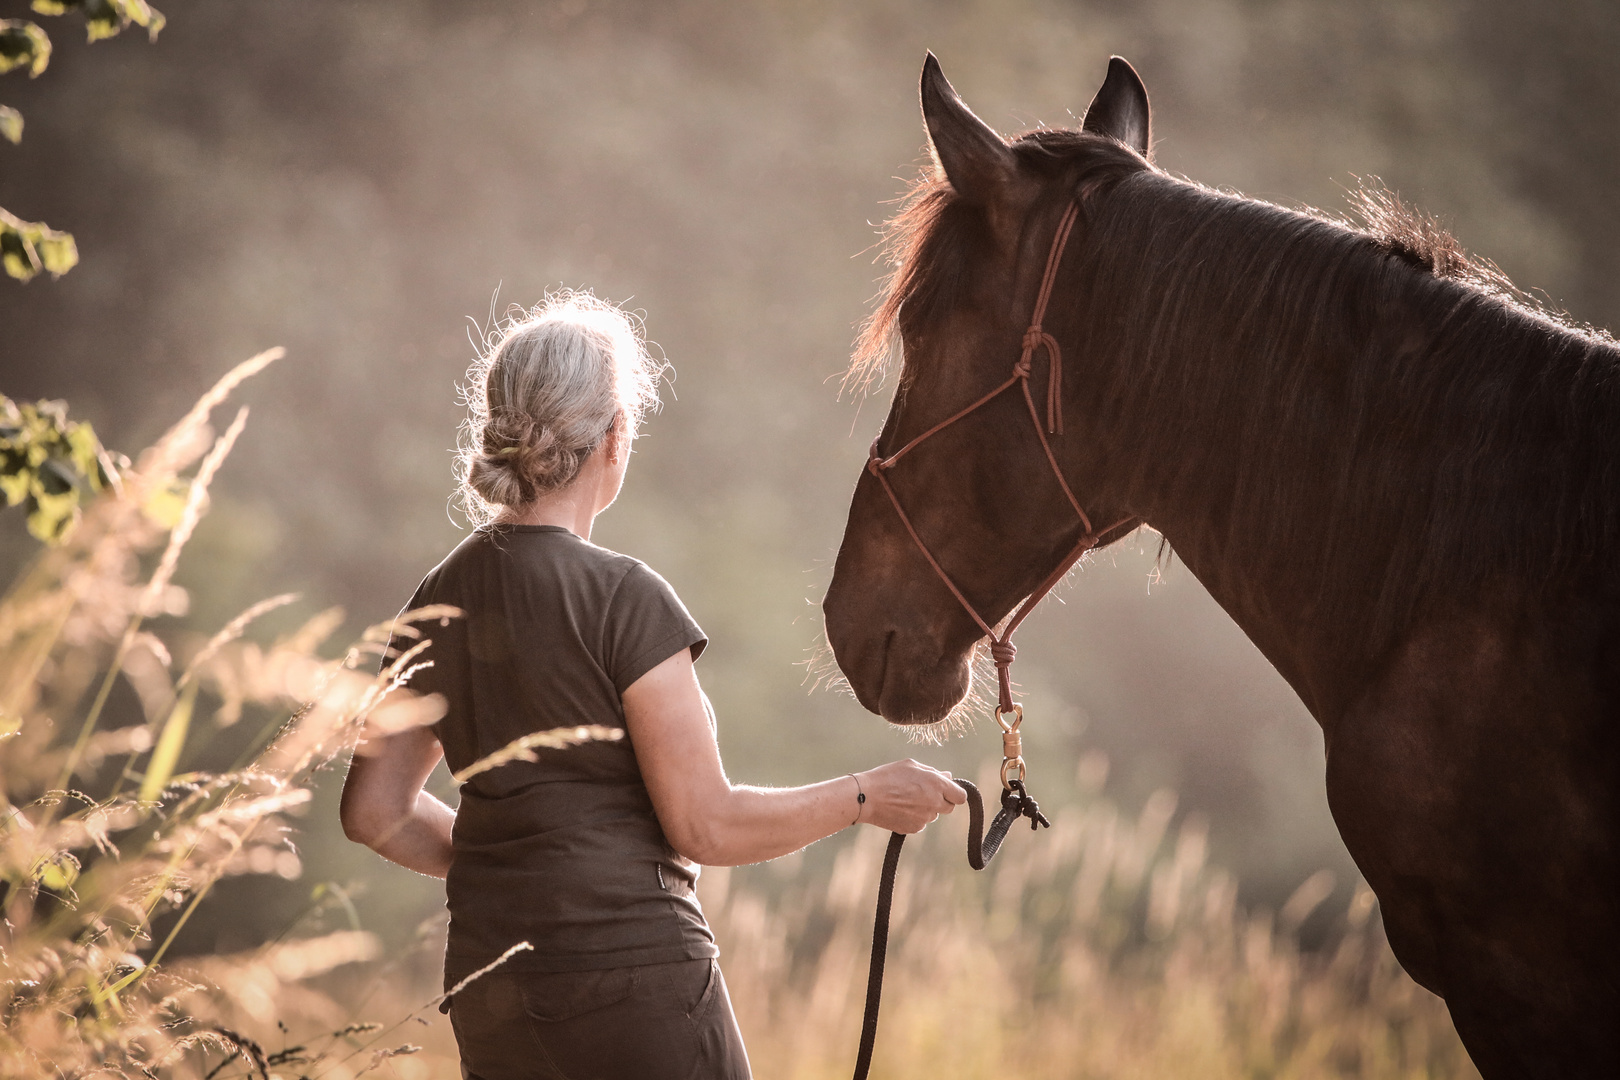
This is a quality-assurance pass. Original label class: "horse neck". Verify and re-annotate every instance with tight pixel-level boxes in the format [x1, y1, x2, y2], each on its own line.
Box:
[1059, 179, 1620, 726]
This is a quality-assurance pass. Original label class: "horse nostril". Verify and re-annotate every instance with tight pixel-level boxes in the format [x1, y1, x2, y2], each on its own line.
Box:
[847, 628, 895, 718]
[875, 629, 895, 701]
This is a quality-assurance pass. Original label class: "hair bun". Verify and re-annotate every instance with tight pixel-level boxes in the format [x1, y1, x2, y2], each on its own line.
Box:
[456, 290, 665, 526]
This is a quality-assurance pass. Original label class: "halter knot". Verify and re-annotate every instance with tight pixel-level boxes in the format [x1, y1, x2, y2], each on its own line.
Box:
[989, 640, 1018, 667]
[1015, 326, 1063, 434]
[866, 438, 888, 475]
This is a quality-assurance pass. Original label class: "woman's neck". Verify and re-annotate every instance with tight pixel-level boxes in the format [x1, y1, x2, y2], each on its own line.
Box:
[495, 489, 600, 538]
[494, 438, 625, 539]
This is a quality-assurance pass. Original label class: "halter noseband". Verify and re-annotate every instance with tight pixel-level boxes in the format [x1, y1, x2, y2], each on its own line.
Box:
[865, 201, 1135, 784]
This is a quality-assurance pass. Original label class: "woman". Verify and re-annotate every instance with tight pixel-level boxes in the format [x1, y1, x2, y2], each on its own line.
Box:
[340, 291, 966, 1080]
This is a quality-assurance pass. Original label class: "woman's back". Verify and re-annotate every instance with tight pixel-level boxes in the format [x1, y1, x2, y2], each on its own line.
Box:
[407, 524, 714, 975]
[342, 290, 960, 1079]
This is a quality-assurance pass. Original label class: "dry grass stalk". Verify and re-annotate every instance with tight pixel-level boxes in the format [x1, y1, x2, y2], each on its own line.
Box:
[0, 356, 472, 1079]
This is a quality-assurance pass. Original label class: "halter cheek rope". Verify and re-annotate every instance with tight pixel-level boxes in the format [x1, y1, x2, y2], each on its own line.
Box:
[851, 202, 1135, 1079]
[864, 201, 1135, 769]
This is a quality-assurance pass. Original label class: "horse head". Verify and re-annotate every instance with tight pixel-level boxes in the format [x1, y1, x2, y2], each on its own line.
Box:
[824, 55, 1152, 726]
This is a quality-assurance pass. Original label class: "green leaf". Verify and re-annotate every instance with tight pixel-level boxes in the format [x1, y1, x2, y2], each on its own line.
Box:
[1, 208, 77, 281]
[112, 0, 165, 40]
[66, 421, 105, 489]
[0, 105, 21, 144]
[0, 20, 51, 77]
[37, 456, 76, 495]
[1, 221, 38, 281]
[36, 852, 80, 892]
[97, 963, 143, 1003]
[83, 0, 121, 43]
[142, 480, 186, 528]
[0, 469, 25, 507]
[2, 252, 34, 280]
[26, 488, 78, 541]
[140, 680, 195, 803]
[35, 228, 76, 274]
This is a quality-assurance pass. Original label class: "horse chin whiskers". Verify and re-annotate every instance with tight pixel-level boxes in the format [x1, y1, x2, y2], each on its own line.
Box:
[800, 632, 856, 702]
[885, 637, 993, 745]
[892, 702, 969, 746]
[803, 618, 989, 741]
[957, 636, 1000, 730]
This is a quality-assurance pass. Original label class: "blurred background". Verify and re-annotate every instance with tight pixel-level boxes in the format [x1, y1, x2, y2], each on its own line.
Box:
[1, 0, 1615, 1064]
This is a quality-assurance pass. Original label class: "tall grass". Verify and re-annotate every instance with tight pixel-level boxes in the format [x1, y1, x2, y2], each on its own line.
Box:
[0, 355, 454, 1079]
[704, 763, 1479, 1080]
[0, 360, 1476, 1078]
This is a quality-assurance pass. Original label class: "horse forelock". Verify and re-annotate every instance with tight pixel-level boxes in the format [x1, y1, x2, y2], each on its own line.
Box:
[844, 129, 1146, 397]
[845, 175, 953, 397]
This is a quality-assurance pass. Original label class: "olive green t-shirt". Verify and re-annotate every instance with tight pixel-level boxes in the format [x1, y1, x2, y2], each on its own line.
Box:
[398, 524, 715, 974]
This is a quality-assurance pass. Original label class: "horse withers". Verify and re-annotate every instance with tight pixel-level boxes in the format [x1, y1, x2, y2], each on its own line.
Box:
[823, 54, 1620, 1079]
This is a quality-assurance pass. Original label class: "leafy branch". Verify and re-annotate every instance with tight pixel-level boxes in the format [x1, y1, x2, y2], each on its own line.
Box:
[0, 393, 121, 542]
[1, 1, 165, 282]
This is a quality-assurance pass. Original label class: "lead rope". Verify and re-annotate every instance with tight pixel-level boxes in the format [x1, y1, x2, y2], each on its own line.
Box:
[850, 201, 1132, 1077]
[851, 778, 1050, 1080]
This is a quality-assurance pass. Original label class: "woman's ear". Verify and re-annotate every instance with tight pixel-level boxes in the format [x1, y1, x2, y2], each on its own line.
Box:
[605, 411, 631, 464]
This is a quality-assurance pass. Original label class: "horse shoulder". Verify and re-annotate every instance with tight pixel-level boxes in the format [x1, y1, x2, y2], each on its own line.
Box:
[1322, 592, 1620, 1071]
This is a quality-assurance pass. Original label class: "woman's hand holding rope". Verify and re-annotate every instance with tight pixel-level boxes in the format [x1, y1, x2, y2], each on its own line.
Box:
[849, 760, 966, 833]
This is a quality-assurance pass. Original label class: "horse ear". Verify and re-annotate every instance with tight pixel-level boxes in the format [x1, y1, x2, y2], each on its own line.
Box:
[1081, 56, 1151, 158]
[920, 52, 1016, 206]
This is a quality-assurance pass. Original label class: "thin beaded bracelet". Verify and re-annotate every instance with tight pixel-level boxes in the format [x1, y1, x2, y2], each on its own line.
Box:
[848, 773, 867, 826]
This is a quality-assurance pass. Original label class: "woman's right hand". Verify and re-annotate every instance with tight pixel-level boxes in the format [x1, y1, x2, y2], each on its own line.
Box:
[854, 759, 967, 834]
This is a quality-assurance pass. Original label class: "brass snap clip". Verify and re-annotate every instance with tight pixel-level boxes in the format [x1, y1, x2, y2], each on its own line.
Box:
[997, 704, 1025, 788]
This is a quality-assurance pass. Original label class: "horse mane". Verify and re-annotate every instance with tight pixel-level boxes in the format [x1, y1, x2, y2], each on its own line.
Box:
[853, 129, 1620, 648]
[846, 173, 955, 395]
[847, 131, 1145, 395]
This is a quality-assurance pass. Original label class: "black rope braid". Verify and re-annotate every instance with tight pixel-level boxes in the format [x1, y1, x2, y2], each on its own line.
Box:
[852, 831, 905, 1080]
[965, 777, 1051, 869]
[851, 777, 1050, 1080]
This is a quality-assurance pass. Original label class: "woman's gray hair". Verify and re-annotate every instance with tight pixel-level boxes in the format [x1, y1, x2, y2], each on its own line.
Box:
[457, 290, 664, 525]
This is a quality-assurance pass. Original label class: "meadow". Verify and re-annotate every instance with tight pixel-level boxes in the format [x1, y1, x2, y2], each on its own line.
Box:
[0, 366, 1478, 1078]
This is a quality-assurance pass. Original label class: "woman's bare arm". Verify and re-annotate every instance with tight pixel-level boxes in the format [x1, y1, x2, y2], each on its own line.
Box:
[622, 648, 965, 866]
[339, 723, 456, 878]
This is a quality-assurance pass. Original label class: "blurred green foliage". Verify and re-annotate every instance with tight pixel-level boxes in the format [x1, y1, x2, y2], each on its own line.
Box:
[0, 19, 52, 78]
[0, 206, 75, 280]
[0, 394, 116, 541]
[0, 0, 163, 282]
[31, 0, 164, 43]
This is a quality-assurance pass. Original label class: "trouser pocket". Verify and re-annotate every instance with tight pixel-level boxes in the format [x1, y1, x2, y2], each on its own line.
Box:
[685, 959, 723, 1025]
[448, 962, 745, 1080]
[519, 963, 703, 1080]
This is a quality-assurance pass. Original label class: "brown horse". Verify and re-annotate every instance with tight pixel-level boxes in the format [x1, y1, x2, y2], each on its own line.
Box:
[823, 55, 1620, 1078]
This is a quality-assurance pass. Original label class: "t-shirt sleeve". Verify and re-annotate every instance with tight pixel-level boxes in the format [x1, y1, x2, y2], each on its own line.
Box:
[602, 562, 708, 694]
[381, 572, 443, 696]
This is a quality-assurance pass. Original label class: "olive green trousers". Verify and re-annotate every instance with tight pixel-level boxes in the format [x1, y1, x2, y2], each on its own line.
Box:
[447, 958, 751, 1080]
